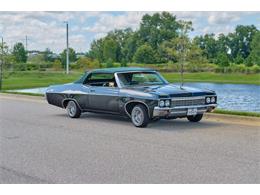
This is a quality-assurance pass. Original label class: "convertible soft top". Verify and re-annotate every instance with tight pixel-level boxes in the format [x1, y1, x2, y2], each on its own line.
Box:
[75, 67, 155, 83]
[90, 67, 154, 74]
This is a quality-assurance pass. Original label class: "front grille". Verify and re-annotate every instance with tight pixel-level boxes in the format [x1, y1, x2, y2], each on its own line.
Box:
[171, 97, 205, 107]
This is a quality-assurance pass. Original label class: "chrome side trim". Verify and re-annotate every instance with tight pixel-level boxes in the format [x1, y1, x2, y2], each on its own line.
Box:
[87, 92, 119, 96]
[124, 100, 151, 118]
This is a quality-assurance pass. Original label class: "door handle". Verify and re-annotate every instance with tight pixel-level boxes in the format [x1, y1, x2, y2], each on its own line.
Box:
[90, 89, 95, 93]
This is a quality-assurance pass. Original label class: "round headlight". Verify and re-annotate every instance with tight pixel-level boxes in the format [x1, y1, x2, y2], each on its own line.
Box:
[159, 100, 165, 107]
[206, 97, 211, 104]
[211, 97, 215, 103]
[165, 100, 170, 107]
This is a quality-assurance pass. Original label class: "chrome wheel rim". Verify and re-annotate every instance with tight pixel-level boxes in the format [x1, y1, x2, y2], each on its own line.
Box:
[67, 102, 76, 117]
[132, 107, 144, 126]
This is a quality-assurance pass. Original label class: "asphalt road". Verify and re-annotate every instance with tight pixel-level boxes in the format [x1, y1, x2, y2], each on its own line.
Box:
[0, 94, 259, 183]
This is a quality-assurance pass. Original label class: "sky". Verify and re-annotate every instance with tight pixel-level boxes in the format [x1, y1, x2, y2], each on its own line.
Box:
[0, 11, 259, 53]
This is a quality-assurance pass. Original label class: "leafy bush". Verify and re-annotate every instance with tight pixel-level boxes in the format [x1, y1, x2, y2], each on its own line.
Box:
[133, 44, 156, 64]
[52, 59, 63, 71]
[216, 53, 230, 67]
[75, 57, 101, 70]
[106, 58, 114, 68]
[250, 65, 260, 73]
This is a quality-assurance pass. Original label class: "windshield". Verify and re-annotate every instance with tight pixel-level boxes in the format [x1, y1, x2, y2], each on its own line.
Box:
[117, 72, 167, 87]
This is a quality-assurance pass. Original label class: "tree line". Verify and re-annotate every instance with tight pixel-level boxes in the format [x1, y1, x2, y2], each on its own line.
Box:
[1, 12, 259, 73]
[86, 12, 260, 67]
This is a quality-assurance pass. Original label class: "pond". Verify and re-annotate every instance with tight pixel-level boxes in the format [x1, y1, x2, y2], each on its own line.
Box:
[7, 83, 260, 113]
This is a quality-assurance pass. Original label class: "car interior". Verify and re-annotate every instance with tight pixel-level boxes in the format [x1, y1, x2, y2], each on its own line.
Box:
[84, 73, 117, 87]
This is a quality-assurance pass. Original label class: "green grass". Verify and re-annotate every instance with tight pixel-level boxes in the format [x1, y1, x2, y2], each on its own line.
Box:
[213, 109, 260, 117]
[1, 71, 259, 90]
[2, 71, 82, 90]
[162, 72, 260, 85]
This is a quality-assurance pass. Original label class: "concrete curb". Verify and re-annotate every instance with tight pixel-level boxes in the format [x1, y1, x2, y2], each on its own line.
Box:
[204, 113, 260, 126]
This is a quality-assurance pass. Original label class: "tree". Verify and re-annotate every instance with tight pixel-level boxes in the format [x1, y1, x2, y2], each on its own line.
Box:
[194, 33, 218, 62]
[0, 41, 16, 71]
[250, 31, 260, 65]
[227, 25, 258, 60]
[0, 41, 8, 55]
[216, 53, 229, 67]
[133, 44, 156, 64]
[103, 38, 119, 62]
[120, 58, 127, 67]
[106, 58, 114, 68]
[60, 48, 77, 65]
[138, 12, 181, 50]
[160, 35, 206, 71]
[87, 39, 104, 62]
[234, 53, 244, 64]
[12, 42, 27, 63]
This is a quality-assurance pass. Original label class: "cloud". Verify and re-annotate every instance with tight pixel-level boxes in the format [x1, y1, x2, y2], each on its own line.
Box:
[207, 12, 241, 25]
[85, 12, 146, 34]
[0, 11, 258, 53]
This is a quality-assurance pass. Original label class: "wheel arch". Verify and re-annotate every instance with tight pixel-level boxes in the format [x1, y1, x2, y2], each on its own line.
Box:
[62, 98, 82, 110]
[124, 100, 150, 118]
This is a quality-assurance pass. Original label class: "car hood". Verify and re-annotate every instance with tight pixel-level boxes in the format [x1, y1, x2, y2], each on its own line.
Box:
[125, 84, 215, 98]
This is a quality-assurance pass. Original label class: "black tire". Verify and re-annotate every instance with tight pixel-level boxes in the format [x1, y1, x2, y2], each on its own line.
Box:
[131, 104, 149, 128]
[152, 117, 160, 122]
[66, 100, 81, 118]
[187, 114, 203, 122]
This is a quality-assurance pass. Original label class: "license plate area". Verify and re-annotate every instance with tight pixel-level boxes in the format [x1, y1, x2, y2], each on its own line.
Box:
[187, 108, 197, 116]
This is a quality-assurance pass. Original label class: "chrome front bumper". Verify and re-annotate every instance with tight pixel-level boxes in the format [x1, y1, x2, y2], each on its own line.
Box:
[153, 104, 217, 118]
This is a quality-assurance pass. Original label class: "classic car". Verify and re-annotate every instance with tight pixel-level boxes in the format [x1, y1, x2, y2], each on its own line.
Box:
[46, 67, 217, 127]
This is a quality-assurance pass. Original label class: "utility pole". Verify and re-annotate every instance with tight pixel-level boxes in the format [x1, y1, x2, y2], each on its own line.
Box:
[25, 35, 28, 51]
[25, 35, 29, 58]
[65, 21, 69, 74]
[0, 37, 3, 91]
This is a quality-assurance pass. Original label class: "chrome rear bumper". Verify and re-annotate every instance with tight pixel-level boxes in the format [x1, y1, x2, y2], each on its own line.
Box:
[153, 104, 217, 118]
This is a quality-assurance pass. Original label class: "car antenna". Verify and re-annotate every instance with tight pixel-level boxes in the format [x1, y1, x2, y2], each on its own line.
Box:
[179, 30, 185, 89]
[179, 21, 189, 89]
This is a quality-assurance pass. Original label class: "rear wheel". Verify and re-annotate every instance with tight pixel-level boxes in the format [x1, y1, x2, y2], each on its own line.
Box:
[66, 101, 81, 118]
[187, 114, 203, 122]
[131, 104, 149, 128]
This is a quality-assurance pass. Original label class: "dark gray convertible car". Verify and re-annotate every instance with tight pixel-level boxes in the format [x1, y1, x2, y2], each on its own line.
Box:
[46, 67, 217, 127]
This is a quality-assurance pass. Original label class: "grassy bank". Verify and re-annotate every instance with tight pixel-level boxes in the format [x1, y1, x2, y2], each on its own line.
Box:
[2, 71, 82, 90]
[1, 71, 260, 90]
[162, 72, 260, 85]
[213, 109, 260, 117]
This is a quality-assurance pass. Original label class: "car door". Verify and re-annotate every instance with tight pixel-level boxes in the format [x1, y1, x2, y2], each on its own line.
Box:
[84, 73, 120, 113]
[88, 86, 119, 113]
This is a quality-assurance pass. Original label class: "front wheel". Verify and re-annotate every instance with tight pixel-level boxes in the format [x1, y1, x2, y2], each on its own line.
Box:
[131, 104, 149, 128]
[187, 114, 203, 122]
[66, 101, 81, 118]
